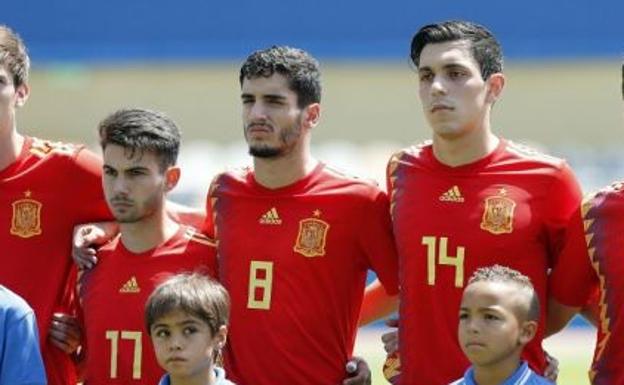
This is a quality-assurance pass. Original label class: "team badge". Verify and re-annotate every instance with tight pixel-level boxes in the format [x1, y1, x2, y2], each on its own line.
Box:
[480, 190, 516, 235]
[10, 191, 42, 238]
[293, 210, 329, 257]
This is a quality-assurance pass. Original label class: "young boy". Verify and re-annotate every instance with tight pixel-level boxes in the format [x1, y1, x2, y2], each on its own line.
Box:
[145, 273, 235, 385]
[450, 265, 553, 385]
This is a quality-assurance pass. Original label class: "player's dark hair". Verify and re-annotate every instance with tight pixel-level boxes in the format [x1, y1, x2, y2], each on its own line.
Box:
[468, 264, 540, 321]
[239, 45, 321, 108]
[98, 108, 180, 171]
[0, 25, 30, 88]
[410, 20, 503, 80]
[145, 272, 230, 338]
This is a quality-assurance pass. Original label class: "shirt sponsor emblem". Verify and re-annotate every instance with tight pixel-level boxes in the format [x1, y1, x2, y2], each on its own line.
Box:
[119, 276, 141, 293]
[10, 191, 42, 239]
[259, 207, 282, 225]
[293, 210, 329, 257]
[480, 191, 516, 235]
[439, 185, 464, 202]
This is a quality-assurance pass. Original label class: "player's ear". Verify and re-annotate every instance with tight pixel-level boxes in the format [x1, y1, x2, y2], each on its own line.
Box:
[485, 73, 505, 104]
[215, 324, 228, 346]
[164, 166, 181, 192]
[14, 83, 30, 108]
[518, 319, 537, 345]
[302, 102, 321, 130]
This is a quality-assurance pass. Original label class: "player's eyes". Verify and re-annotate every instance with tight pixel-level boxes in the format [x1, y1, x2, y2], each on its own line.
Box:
[154, 329, 170, 338]
[419, 73, 434, 82]
[103, 168, 116, 176]
[484, 313, 500, 321]
[448, 70, 465, 79]
[458, 312, 468, 320]
[183, 326, 198, 335]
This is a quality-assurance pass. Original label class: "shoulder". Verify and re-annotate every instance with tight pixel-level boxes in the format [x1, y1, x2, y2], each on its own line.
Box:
[319, 164, 385, 199]
[447, 378, 465, 385]
[28, 137, 102, 177]
[0, 286, 33, 321]
[209, 166, 251, 194]
[184, 226, 217, 248]
[387, 141, 431, 167]
[503, 140, 568, 170]
[28, 137, 85, 160]
[581, 181, 624, 215]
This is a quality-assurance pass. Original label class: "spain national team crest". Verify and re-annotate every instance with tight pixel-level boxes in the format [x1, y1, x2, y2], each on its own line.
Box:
[480, 192, 516, 235]
[10, 191, 42, 238]
[293, 210, 329, 257]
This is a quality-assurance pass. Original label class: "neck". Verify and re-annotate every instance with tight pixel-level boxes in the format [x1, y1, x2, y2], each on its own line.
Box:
[168, 366, 216, 385]
[472, 357, 522, 385]
[252, 140, 317, 189]
[0, 125, 23, 172]
[432, 127, 499, 167]
[119, 207, 179, 253]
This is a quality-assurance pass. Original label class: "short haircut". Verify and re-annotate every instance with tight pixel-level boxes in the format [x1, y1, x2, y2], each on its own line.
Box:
[144, 273, 230, 337]
[98, 108, 180, 171]
[468, 264, 540, 321]
[0, 25, 30, 88]
[239, 45, 321, 108]
[410, 20, 503, 80]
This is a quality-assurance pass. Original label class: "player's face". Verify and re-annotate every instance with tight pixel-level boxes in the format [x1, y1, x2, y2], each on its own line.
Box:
[417, 41, 500, 140]
[150, 310, 225, 382]
[102, 144, 169, 223]
[458, 281, 532, 369]
[241, 73, 306, 158]
[0, 65, 28, 130]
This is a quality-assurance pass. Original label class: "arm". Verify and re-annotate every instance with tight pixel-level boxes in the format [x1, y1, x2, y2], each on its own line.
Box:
[1, 310, 46, 385]
[546, 297, 580, 337]
[358, 279, 399, 326]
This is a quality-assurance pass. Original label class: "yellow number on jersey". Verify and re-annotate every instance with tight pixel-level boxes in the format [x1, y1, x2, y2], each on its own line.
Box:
[105, 330, 142, 379]
[247, 261, 274, 310]
[422, 236, 465, 287]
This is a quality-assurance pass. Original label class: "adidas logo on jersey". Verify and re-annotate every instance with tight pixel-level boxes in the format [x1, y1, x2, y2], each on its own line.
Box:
[119, 276, 141, 293]
[439, 185, 465, 203]
[259, 207, 282, 225]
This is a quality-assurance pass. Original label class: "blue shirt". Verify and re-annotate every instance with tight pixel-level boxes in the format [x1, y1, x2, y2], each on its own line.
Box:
[449, 362, 553, 385]
[0, 285, 46, 385]
[157, 367, 235, 385]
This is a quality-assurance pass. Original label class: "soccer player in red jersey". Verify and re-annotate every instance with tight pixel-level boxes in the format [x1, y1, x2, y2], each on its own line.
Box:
[380, 21, 582, 385]
[203, 46, 399, 385]
[78, 108, 218, 385]
[547, 63, 624, 385]
[0, 25, 111, 385]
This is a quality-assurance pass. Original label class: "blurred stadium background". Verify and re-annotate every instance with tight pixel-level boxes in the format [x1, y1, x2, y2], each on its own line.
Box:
[5, 1, 623, 383]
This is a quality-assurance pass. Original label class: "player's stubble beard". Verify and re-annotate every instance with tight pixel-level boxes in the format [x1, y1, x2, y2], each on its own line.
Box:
[112, 187, 163, 224]
[247, 112, 303, 159]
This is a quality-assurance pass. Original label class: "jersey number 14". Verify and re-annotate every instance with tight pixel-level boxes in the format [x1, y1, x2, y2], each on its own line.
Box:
[422, 236, 465, 287]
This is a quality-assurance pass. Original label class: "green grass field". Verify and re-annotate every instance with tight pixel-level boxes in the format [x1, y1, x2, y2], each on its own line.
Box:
[354, 326, 596, 384]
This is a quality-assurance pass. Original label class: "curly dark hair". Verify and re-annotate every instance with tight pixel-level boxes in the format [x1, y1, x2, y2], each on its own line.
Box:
[468, 264, 539, 321]
[239, 45, 321, 108]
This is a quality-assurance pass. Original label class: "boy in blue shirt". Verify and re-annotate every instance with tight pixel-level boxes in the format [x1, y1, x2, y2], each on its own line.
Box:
[0, 285, 46, 385]
[145, 273, 235, 385]
[450, 265, 553, 385]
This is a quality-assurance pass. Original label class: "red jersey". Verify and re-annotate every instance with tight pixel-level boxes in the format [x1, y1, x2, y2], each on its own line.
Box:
[388, 140, 581, 385]
[550, 182, 624, 385]
[0, 136, 111, 385]
[205, 163, 399, 385]
[79, 225, 217, 385]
